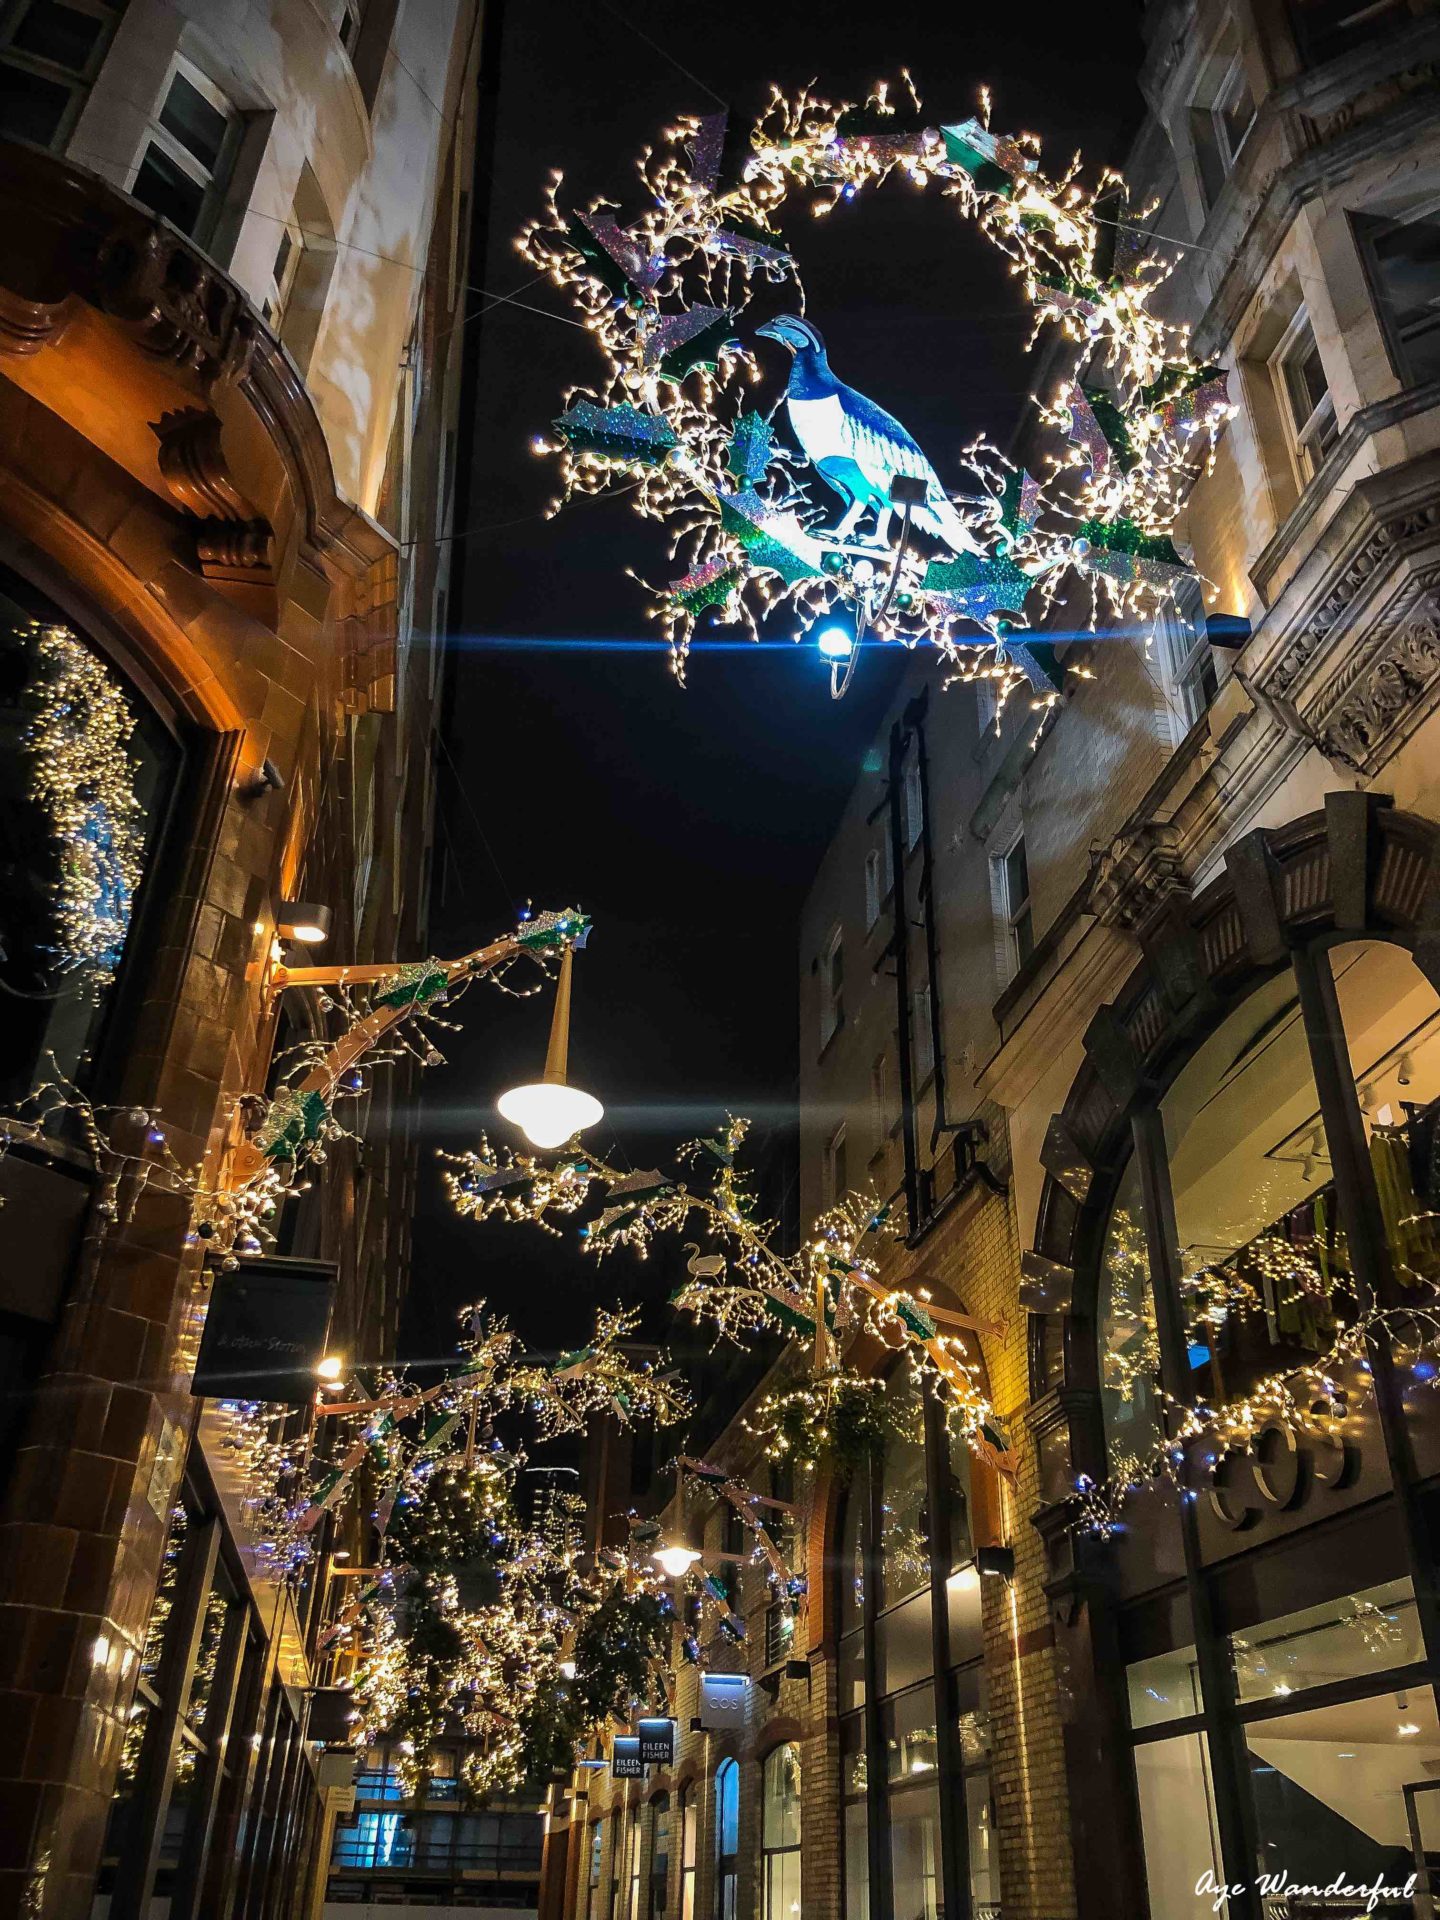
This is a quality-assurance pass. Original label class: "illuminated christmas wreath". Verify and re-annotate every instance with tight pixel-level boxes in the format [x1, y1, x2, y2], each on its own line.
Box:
[521, 77, 1234, 705]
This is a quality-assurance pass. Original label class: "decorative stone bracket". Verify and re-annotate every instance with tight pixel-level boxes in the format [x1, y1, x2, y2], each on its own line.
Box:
[152, 407, 274, 587]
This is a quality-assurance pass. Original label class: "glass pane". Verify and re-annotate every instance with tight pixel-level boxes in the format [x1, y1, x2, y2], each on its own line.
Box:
[876, 1588, 932, 1697]
[1161, 966, 1349, 1412]
[1230, 1577, 1420, 1706]
[132, 143, 206, 236]
[0, 62, 69, 144]
[184, 1585, 230, 1739]
[844, 1796, 870, 1920]
[1133, 1731, 1223, 1920]
[715, 1761, 738, 1859]
[1098, 1154, 1163, 1470]
[967, 1769, 1000, 1919]
[946, 1563, 983, 1668]
[12, 2, 103, 71]
[878, 1367, 929, 1610]
[1371, 214, 1440, 385]
[1285, 325, 1329, 423]
[0, 596, 177, 1104]
[762, 1745, 801, 1849]
[764, 1848, 801, 1920]
[883, 1685, 938, 1784]
[1246, 1691, 1440, 1899]
[1004, 837, 1029, 912]
[888, 1777, 940, 1920]
[1128, 1642, 1204, 1730]
[159, 69, 229, 172]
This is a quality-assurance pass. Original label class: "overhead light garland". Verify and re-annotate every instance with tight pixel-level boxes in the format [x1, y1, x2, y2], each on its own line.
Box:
[521, 76, 1234, 707]
[444, 1114, 1016, 1483]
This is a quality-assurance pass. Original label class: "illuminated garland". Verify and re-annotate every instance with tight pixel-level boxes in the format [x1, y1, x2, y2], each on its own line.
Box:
[522, 77, 1233, 704]
[444, 1115, 1015, 1481]
[19, 622, 147, 997]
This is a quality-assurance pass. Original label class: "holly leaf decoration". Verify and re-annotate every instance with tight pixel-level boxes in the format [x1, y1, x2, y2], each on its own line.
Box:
[726, 410, 775, 484]
[553, 401, 678, 466]
[646, 305, 739, 383]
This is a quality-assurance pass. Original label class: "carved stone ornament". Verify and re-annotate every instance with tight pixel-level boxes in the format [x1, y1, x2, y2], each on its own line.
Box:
[95, 224, 255, 389]
[152, 407, 274, 579]
[1315, 605, 1440, 773]
[1086, 818, 1189, 932]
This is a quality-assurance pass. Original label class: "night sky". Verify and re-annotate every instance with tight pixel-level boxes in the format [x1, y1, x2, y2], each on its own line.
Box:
[403, 0, 1145, 1408]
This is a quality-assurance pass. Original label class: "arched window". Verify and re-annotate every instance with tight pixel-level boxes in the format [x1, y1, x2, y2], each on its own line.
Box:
[627, 1800, 643, 1920]
[761, 1744, 801, 1920]
[713, 1758, 738, 1920]
[586, 1819, 603, 1920]
[0, 563, 181, 1106]
[678, 1783, 697, 1920]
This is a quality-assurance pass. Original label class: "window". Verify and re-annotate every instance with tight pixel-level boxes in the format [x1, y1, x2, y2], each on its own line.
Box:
[1152, 576, 1217, 733]
[902, 756, 923, 851]
[587, 1819, 603, 1920]
[0, 0, 118, 150]
[1191, 46, 1257, 208]
[994, 833, 1034, 976]
[337, 0, 364, 49]
[1290, 0, 1412, 64]
[713, 1759, 739, 1920]
[871, 1053, 892, 1142]
[679, 1785, 697, 1920]
[0, 568, 181, 1108]
[628, 1802, 643, 1920]
[1357, 209, 1440, 389]
[132, 58, 240, 244]
[1271, 308, 1338, 484]
[911, 985, 934, 1087]
[761, 1746, 801, 1920]
[825, 1123, 848, 1206]
[650, 1794, 670, 1916]
[262, 213, 303, 328]
[820, 929, 843, 1050]
[266, 163, 337, 372]
[864, 847, 883, 929]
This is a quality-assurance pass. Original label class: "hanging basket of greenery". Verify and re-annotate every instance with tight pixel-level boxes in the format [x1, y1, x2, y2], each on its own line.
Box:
[750, 1369, 892, 1481]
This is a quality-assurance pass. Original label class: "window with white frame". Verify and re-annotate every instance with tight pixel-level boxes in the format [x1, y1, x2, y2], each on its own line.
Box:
[864, 847, 883, 929]
[1152, 575, 1217, 734]
[0, 0, 120, 149]
[825, 1122, 847, 1205]
[994, 833, 1034, 976]
[131, 58, 241, 245]
[337, 0, 364, 51]
[1191, 41, 1257, 208]
[819, 928, 843, 1051]
[1356, 209, 1440, 390]
[902, 755, 923, 851]
[1271, 308, 1338, 484]
[262, 212, 304, 328]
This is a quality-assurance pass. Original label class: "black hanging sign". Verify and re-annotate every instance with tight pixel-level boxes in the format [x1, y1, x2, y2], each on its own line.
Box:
[611, 1736, 644, 1779]
[191, 1256, 336, 1405]
[638, 1717, 676, 1765]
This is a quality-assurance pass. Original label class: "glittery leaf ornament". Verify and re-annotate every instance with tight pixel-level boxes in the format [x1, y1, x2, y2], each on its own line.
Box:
[553, 402, 678, 465]
[645, 305, 739, 383]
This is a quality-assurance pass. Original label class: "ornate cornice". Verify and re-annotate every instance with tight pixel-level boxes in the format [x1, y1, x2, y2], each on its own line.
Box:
[1085, 818, 1190, 934]
[0, 139, 392, 586]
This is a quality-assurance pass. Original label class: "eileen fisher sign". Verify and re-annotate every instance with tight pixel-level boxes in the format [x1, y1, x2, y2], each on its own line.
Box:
[1197, 1870, 1418, 1914]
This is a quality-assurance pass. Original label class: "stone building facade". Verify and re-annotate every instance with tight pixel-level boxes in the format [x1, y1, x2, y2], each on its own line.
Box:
[543, 4, 1440, 1919]
[0, 4, 481, 1915]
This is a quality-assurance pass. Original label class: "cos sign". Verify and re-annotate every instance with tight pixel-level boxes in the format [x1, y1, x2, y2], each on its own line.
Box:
[1201, 1419, 1358, 1532]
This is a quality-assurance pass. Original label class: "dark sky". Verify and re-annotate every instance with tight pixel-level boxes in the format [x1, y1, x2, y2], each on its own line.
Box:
[403, 0, 1145, 1391]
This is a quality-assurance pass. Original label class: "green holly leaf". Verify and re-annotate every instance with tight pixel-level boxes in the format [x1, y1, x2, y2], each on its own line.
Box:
[553, 402, 677, 466]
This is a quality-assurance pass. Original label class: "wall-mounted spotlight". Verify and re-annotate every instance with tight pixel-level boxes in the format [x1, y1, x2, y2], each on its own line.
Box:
[278, 901, 332, 946]
[977, 1545, 1016, 1581]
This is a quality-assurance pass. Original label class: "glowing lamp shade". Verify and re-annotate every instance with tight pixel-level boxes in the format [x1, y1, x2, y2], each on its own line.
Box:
[497, 1080, 604, 1151]
[816, 624, 853, 661]
[497, 941, 603, 1150]
[278, 900, 332, 945]
[652, 1544, 702, 1579]
[315, 1354, 345, 1384]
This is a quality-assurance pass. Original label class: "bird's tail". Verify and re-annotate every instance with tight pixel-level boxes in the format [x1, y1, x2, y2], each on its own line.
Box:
[916, 489, 986, 556]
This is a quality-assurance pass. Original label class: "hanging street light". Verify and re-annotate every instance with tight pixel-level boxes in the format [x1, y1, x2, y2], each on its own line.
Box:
[651, 1541, 703, 1579]
[498, 939, 603, 1150]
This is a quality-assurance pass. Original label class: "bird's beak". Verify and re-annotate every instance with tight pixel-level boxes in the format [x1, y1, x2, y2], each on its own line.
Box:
[755, 320, 789, 348]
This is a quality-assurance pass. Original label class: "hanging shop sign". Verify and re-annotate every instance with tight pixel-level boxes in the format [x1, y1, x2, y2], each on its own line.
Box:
[696, 1671, 747, 1732]
[191, 1255, 336, 1405]
[638, 1717, 676, 1765]
[611, 1737, 644, 1779]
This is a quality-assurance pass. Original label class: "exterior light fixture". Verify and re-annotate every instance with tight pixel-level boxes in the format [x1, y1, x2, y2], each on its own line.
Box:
[652, 1543, 703, 1579]
[315, 1354, 345, 1384]
[498, 941, 603, 1150]
[977, 1545, 1016, 1581]
[278, 900, 332, 945]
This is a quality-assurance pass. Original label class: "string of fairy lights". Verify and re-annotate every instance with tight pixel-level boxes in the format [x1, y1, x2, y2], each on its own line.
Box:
[521, 74, 1234, 708]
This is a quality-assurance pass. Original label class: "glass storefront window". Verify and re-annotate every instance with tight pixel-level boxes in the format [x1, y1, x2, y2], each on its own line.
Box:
[1245, 1691, 1439, 1902]
[714, 1757, 738, 1920]
[1161, 966, 1346, 1412]
[1127, 1641, 1204, 1729]
[1099, 1154, 1162, 1468]
[761, 1745, 801, 1920]
[878, 1365, 930, 1610]
[888, 1768, 940, 1920]
[1229, 1577, 1420, 1706]
[0, 570, 180, 1104]
[679, 1784, 696, 1920]
[1133, 1730, 1224, 1920]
